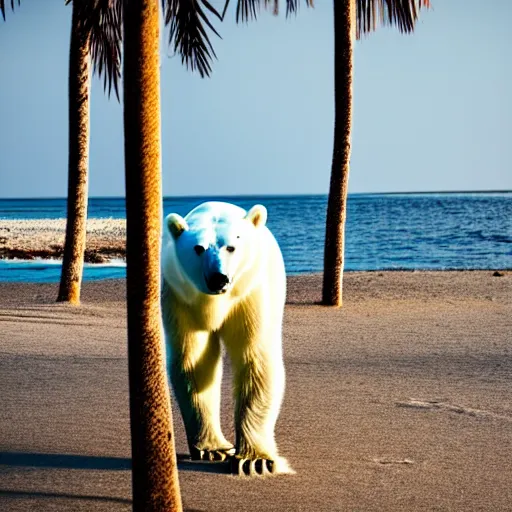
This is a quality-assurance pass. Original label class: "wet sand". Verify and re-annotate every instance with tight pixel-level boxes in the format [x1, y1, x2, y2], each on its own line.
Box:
[0, 271, 511, 511]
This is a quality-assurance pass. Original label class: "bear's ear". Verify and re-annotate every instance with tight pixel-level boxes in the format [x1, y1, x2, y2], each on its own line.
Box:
[166, 213, 189, 239]
[245, 205, 267, 228]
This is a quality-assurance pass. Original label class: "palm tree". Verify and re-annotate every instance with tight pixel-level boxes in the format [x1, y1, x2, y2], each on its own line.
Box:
[1, 1, 121, 306]
[56, 1, 91, 305]
[122, 0, 229, 508]
[57, 0, 122, 305]
[122, 2, 182, 507]
[322, 0, 430, 307]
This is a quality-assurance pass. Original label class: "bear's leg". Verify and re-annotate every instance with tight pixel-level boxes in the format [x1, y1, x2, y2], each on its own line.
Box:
[167, 331, 234, 461]
[222, 311, 291, 476]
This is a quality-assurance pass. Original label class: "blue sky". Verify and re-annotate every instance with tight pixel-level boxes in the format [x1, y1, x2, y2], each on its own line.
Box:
[0, 0, 510, 198]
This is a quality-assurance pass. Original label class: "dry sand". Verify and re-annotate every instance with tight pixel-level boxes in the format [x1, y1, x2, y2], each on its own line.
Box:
[0, 271, 511, 511]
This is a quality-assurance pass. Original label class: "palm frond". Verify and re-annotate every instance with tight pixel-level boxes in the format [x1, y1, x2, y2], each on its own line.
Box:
[0, 0, 20, 22]
[66, 0, 122, 100]
[162, 0, 225, 78]
[235, 0, 260, 21]
[162, 0, 312, 77]
[229, 0, 312, 22]
[355, 0, 430, 39]
[88, 0, 122, 100]
[283, 0, 313, 18]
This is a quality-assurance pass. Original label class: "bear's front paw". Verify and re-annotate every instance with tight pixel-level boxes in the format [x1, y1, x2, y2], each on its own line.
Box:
[232, 455, 294, 476]
[232, 456, 274, 476]
[190, 446, 236, 462]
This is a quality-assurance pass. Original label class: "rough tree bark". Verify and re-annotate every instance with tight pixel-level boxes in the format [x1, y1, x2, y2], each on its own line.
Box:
[322, 0, 354, 307]
[123, 0, 183, 510]
[57, 1, 91, 305]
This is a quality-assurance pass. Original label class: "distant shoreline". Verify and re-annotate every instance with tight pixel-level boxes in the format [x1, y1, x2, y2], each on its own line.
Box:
[0, 248, 125, 264]
[0, 218, 125, 264]
[0, 190, 510, 201]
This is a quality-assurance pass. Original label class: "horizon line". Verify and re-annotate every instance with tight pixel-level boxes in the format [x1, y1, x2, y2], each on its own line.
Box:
[0, 189, 511, 201]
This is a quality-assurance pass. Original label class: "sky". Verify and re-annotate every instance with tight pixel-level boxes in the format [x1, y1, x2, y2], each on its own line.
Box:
[0, 0, 511, 198]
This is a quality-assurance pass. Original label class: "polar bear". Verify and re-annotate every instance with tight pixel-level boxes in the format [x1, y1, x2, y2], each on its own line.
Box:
[161, 201, 289, 476]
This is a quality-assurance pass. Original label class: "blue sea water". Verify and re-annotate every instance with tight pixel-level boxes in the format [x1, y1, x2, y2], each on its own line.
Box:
[0, 193, 511, 282]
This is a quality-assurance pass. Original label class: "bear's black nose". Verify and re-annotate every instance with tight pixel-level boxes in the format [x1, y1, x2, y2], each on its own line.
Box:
[206, 272, 230, 292]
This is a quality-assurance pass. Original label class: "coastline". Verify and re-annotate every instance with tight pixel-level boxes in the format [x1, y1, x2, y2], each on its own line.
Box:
[0, 270, 510, 304]
[1, 271, 511, 510]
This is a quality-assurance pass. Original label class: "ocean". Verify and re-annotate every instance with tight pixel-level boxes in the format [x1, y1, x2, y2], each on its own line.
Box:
[0, 193, 510, 282]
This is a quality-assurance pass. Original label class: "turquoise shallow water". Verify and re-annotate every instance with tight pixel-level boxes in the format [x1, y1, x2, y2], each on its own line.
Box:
[0, 193, 511, 282]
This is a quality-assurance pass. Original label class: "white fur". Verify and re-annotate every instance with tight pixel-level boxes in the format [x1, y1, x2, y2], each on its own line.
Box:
[161, 201, 290, 475]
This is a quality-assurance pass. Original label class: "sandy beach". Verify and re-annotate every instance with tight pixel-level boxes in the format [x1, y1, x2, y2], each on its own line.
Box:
[0, 271, 511, 511]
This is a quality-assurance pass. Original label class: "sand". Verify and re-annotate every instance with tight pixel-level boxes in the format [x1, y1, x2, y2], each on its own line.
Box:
[0, 271, 511, 511]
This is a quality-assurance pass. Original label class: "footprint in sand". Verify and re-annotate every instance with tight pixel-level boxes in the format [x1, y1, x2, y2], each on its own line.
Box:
[396, 398, 512, 422]
[373, 458, 415, 465]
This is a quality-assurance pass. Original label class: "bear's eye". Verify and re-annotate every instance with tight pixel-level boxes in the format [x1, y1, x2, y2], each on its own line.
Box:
[226, 246, 235, 253]
[194, 245, 205, 256]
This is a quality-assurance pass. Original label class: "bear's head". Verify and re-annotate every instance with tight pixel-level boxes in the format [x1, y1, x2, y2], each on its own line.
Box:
[164, 202, 267, 296]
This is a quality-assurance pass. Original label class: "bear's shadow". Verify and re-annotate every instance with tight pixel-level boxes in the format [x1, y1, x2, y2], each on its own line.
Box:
[0, 451, 233, 475]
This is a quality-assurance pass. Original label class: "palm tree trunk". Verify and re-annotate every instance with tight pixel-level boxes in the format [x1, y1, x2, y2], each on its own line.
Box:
[57, 2, 91, 305]
[322, 0, 354, 307]
[123, 0, 182, 510]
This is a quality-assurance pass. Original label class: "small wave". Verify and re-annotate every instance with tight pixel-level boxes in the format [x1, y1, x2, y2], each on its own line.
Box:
[0, 257, 126, 267]
[85, 259, 126, 268]
[0, 258, 61, 267]
[488, 234, 512, 244]
[468, 229, 512, 244]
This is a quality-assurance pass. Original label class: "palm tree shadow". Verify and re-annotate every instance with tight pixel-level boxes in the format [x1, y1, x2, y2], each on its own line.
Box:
[176, 453, 232, 474]
[0, 451, 223, 510]
[0, 452, 131, 470]
[0, 489, 131, 505]
[0, 451, 232, 475]
[0, 490, 204, 511]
